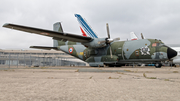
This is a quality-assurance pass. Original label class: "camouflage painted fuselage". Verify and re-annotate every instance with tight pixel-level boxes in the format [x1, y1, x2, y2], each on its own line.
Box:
[57, 39, 170, 67]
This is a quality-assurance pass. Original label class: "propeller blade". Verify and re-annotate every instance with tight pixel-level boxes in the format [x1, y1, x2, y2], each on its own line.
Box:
[113, 37, 120, 41]
[141, 33, 144, 39]
[107, 38, 120, 43]
[110, 45, 113, 58]
[107, 39, 113, 43]
[106, 23, 110, 39]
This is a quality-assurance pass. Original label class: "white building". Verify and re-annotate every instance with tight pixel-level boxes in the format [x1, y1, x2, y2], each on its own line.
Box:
[0, 49, 86, 67]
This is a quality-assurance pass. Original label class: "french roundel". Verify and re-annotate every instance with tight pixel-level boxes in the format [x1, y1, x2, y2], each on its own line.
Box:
[69, 47, 73, 54]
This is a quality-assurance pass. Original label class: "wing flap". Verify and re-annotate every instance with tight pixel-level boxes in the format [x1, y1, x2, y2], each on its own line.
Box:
[3, 23, 92, 43]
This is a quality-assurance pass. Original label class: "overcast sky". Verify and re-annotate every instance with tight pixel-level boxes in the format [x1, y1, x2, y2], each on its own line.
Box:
[0, 0, 180, 50]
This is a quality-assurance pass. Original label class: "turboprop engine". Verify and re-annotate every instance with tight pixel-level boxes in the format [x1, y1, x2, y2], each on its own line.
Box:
[82, 38, 107, 48]
[83, 23, 120, 59]
[82, 23, 120, 50]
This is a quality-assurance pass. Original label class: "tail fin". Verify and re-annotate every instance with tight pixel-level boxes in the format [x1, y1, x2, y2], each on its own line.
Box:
[130, 32, 138, 40]
[53, 22, 64, 32]
[53, 22, 65, 47]
[75, 14, 98, 38]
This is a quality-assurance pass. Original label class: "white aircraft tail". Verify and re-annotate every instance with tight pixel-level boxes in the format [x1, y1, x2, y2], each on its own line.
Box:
[130, 32, 138, 40]
[130, 32, 146, 40]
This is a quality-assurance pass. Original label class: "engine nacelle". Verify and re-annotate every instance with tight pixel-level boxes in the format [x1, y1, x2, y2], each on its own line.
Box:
[82, 38, 107, 48]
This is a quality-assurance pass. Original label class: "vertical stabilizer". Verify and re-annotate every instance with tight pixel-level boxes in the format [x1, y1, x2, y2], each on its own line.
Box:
[53, 22, 64, 32]
[53, 22, 65, 47]
[75, 14, 98, 38]
[130, 32, 138, 40]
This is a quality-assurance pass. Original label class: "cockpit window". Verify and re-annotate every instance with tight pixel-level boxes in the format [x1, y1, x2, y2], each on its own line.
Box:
[152, 43, 165, 47]
[159, 43, 165, 46]
[152, 43, 157, 47]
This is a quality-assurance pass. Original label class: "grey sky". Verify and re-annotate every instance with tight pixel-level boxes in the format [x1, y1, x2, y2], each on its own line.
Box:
[0, 0, 180, 49]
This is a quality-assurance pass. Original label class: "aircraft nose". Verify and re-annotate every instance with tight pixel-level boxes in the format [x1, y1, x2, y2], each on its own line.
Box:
[167, 47, 177, 59]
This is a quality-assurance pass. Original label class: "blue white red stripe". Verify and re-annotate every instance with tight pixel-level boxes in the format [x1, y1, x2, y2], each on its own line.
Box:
[75, 14, 98, 38]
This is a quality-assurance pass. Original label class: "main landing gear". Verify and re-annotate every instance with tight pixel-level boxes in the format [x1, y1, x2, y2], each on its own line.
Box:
[155, 63, 162, 68]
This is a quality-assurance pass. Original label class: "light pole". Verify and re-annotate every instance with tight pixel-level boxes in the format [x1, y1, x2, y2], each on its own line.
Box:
[17, 54, 19, 68]
[8, 53, 10, 68]
[43, 53, 47, 67]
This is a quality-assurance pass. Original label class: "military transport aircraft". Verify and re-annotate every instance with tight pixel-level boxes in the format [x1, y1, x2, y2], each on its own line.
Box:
[3, 14, 177, 68]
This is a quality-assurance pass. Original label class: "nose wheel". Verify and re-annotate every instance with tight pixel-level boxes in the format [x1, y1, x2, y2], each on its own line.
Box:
[155, 63, 162, 68]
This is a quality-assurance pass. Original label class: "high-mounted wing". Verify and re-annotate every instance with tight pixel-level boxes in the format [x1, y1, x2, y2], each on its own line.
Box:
[3, 23, 93, 43]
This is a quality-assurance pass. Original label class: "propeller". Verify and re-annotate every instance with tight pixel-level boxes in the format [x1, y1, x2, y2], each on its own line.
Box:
[141, 33, 144, 39]
[141, 33, 146, 39]
[98, 23, 120, 58]
[107, 23, 110, 39]
[106, 23, 112, 58]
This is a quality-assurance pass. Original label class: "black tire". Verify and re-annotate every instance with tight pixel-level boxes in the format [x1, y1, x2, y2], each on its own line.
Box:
[116, 65, 122, 67]
[155, 63, 162, 68]
[108, 65, 114, 67]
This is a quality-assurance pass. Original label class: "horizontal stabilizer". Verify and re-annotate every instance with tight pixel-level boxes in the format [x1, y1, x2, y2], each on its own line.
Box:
[30, 46, 58, 50]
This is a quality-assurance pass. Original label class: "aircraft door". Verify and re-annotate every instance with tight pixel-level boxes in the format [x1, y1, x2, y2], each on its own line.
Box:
[117, 47, 123, 60]
[155, 41, 160, 59]
[113, 42, 125, 60]
[83, 49, 89, 60]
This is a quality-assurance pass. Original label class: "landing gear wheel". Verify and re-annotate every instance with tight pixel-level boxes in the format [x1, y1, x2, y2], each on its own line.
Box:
[108, 65, 114, 67]
[116, 65, 122, 67]
[155, 63, 162, 68]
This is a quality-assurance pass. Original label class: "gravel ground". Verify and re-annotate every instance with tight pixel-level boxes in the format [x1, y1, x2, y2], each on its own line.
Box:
[0, 66, 180, 101]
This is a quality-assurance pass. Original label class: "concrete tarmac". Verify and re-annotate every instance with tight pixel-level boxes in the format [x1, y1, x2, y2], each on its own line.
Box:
[0, 66, 180, 101]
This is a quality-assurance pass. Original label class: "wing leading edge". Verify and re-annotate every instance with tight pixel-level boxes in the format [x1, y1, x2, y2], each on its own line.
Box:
[3, 23, 93, 43]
